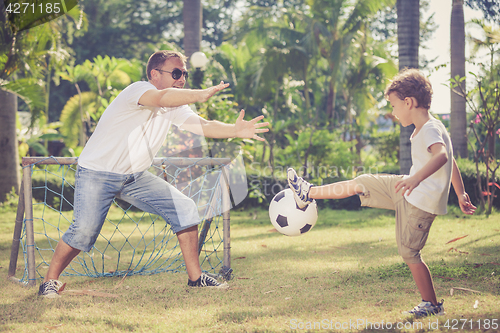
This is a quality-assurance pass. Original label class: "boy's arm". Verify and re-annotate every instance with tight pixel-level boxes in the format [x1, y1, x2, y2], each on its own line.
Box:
[395, 143, 448, 196]
[451, 157, 476, 215]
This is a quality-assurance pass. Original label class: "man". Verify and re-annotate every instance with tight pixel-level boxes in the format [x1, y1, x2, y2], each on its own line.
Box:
[38, 50, 269, 297]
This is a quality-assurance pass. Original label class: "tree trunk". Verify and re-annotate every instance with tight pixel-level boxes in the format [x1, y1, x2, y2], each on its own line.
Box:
[0, 89, 21, 202]
[397, 0, 419, 175]
[326, 78, 335, 127]
[450, 0, 467, 158]
[183, 0, 202, 63]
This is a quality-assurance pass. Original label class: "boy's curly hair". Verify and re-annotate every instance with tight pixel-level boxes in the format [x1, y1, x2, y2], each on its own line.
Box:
[384, 68, 433, 110]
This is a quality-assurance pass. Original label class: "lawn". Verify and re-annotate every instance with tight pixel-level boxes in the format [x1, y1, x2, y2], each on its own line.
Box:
[0, 204, 499, 332]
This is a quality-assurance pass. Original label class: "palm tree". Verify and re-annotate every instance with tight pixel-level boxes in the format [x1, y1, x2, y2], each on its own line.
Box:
[450, 0, 467, 158]
[306, 0, 395, 127]
[236, 0, 395, 126]
[397, 0, 419, 174]
[0, 4, 46, 201]
[0, 5, 84, 201]
[234, 1, 397, 175]
[340, 24, 398, 160]
[0, 89, 20, 201]
[232, 8, 312, 175]
[183, 0, 202, 64]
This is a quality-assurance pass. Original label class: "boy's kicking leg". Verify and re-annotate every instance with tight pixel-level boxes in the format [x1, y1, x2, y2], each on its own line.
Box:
[287, 168, 363, 207]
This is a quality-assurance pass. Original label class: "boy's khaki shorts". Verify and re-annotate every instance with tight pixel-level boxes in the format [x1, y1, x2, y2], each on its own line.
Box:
[354, 174, 437, 264]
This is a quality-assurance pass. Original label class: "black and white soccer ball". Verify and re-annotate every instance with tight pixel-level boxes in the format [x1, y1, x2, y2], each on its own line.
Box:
[269, 189, 318, 236]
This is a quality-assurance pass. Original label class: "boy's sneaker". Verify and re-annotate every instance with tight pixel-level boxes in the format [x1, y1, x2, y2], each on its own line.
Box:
[38, 279, 66, 298]
[287, 168, 313, 209]
[188, 273, 229, 289]
[403, 300, 445, 318]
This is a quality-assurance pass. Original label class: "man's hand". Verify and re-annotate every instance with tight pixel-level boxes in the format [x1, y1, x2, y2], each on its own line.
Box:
[199, 81, 230, 103]
[395, 176, 421, 197]
[458, 193, 476, 215]
[234, 109, 269, 142]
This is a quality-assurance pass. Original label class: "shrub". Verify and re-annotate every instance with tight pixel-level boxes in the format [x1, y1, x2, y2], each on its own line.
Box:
[449, 158, 500, 209]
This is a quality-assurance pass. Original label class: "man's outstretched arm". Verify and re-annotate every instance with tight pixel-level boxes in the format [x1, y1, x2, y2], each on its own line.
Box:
[138, 81, 230, 108]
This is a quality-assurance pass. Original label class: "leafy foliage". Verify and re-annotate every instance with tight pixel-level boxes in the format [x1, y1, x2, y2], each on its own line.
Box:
[68, 0, 240, 65]
[226, 0, 398, 178]
[59, 91, 97, 148]
[1, 4, 87, 118]
[369, 127, 400, 167]
[465, 0, 500, 24]
[57, 55, 143, 149]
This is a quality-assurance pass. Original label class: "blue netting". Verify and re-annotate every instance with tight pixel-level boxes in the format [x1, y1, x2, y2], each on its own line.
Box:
[16, 157, 229, 284]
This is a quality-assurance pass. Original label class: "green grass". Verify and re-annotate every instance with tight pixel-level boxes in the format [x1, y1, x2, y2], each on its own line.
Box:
[0, 205, 499, 332]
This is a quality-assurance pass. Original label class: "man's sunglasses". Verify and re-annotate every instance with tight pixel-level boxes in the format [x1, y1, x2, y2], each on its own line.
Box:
[155, 68, 189, 80]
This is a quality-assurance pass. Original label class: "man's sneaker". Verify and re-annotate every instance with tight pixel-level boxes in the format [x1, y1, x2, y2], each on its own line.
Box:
[38, 279, 66, 298]
[287, 168, 313, 209]
[403, 300, 445, 318]
[188, 273, 229, 289]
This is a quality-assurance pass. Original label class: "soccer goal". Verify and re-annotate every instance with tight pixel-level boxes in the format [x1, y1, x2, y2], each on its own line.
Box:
[8, 156, 233, 287]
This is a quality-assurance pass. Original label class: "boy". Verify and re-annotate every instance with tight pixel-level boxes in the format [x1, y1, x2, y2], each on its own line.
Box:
[287, 68, 476, 317]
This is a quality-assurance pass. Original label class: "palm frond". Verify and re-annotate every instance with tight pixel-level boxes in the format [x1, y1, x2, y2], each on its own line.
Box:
[59, 91, 97, 147]
[0, 78, 45, 124]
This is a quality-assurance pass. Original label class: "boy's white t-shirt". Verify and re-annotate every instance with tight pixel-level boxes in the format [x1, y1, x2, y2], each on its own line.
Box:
[78, 81, 197, 174]
[405, 117, 453, 215]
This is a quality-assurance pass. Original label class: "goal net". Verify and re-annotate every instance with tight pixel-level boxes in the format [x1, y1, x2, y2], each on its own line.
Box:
[9, 156, 237, 286]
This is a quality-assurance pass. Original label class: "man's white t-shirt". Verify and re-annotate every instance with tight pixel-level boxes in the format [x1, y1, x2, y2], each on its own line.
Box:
[405, 117, 453, 215]
[78, 81, 197, 174]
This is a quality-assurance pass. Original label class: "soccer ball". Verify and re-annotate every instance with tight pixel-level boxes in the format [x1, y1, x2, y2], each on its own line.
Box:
[269, 189, 318, 236]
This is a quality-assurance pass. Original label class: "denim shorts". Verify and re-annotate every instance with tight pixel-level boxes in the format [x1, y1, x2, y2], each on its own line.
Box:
[62, 165, 201, 252]
[354, 174, 437, 264]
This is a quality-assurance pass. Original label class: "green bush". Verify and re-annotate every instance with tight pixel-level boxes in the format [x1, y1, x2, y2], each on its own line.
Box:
[449, 158, 500, 209]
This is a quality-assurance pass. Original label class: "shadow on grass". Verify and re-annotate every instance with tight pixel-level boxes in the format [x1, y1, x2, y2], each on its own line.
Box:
[0, 279, 140, 331]
[216, 309, 268, 324]
[450, 231, 500, 253]
[1, 206, 498, 331]
[354, 311, 500, 332]
[230, 210, 500, 300]
[223, 238, 500, 330]
[0, 293, 47, 326]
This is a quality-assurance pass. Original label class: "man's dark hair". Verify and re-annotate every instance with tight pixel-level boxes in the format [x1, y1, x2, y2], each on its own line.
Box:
[146, 51, 187, 80]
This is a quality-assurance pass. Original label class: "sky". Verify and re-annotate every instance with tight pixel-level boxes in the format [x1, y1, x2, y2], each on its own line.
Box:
[422, 0, 487, 114]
